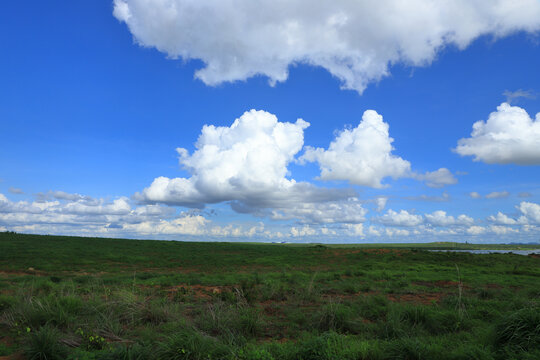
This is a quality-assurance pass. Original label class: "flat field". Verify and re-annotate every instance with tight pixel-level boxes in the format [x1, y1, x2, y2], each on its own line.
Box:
[0, 232, 539, 359]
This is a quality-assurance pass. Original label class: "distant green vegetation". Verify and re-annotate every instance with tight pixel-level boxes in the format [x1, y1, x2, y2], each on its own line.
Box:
[0, 232, 539, 359]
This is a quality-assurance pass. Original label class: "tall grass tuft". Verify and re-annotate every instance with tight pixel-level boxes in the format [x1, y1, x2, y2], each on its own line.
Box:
[494, 307, 540, 353]
[156, 328, 230, 360]
[24, 325, 68, 360]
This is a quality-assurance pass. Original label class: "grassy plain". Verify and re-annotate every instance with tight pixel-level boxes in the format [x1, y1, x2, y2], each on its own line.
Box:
[0, 232, 539, 359]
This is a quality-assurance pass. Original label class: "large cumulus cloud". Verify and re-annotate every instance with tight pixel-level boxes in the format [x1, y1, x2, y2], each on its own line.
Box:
[300, 110, 411, 188]
[455, 103, 540, 165]
[300, 110, 456, 188]
[113, 0, 540, 93]
[135, 109, 363, 224]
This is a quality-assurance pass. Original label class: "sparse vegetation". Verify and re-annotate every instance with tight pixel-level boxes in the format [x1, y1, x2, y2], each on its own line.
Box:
[0, 232, 539, 359]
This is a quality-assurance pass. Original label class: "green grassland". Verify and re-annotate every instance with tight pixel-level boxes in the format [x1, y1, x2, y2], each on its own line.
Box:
[0, 232, 539, 359]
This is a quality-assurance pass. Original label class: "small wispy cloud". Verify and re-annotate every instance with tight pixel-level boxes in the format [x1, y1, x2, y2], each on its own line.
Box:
[485, 191, 510, 199]
[404, 192, 450, 202]
[503, 89, 536, 104]
[469, 192, 482, 199]
[8, 187, 24, 195]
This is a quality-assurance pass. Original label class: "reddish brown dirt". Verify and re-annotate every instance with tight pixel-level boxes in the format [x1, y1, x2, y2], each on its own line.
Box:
[323, 248, 408, 261]
[485, 283, 503, 289]
[0, 270, 45, 277]
[362, 249, 405, 256]
[413, 280, 464, 288]
[138, 266, 202, 274]
[322, 291, 378, 301]
[386, 292, 444, 305]
[0, 354, 24, 360]
[0, 336, 22, 360]
[164, 284, 234, 300]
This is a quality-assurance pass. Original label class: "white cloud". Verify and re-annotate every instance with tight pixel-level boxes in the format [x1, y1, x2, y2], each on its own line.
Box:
[367, 226, 381, 237]
[123, 214, 209, 236]
[290, 225, 317, 237]
[455, 103, 540, 165]
[113, 0, 540, 93]
[414, 168, 458, 188]
[0, 191, 271, 239]
[484, 202, 540, 228]
[489, 225, 519, 235]
[425, 210, 473, 227]
[466, 224, 520, 236]
[517, 201, 540, 224]
[488, 211, 517, 225]
[268, 198, 367, 224]
[8, 187, 24, 195]
[345, 223, 365, 237]
[0, 192, 173, 226]
[503, 89, 536, 104]
[300, 110, 411, 188]
[470, 192, 482, 199]
[404, 193, 450, 202]
[385, 228, 410, 237]
[466, 225, 486, 235]
[375, 197, 388, 212]
[136, 109, 366, 223]
[375, 209, 423, 227]
[485, 191, 510, 199]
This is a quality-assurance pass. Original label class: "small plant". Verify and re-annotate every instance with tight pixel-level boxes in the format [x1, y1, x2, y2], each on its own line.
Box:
[455, 264, 467, 321]
[76, 328, 107, 350]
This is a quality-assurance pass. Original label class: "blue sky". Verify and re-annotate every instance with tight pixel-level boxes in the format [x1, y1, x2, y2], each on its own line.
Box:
[1, 1, 540, 242]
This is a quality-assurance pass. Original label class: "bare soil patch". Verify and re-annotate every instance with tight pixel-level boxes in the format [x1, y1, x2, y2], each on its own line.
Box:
[387, 292, 444, 305]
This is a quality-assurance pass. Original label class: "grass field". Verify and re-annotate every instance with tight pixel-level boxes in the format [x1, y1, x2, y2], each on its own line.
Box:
[0, 232, 539, 359]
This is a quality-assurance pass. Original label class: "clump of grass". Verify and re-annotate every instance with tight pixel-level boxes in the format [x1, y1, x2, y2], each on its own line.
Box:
[235, 307, 264, 338]
[294, 332, 346, 360]
[156, 328, 230, 360]
[197, 301, 263, 342]
[494, 307, 540, 353]
[384, 338, 430, 360]
[0, 294, 16, 311]
[24, 325, 68, 360]
[139, 300, 175, 325]
[314, 300, 362, 334]
[355, 294, 389, 321]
